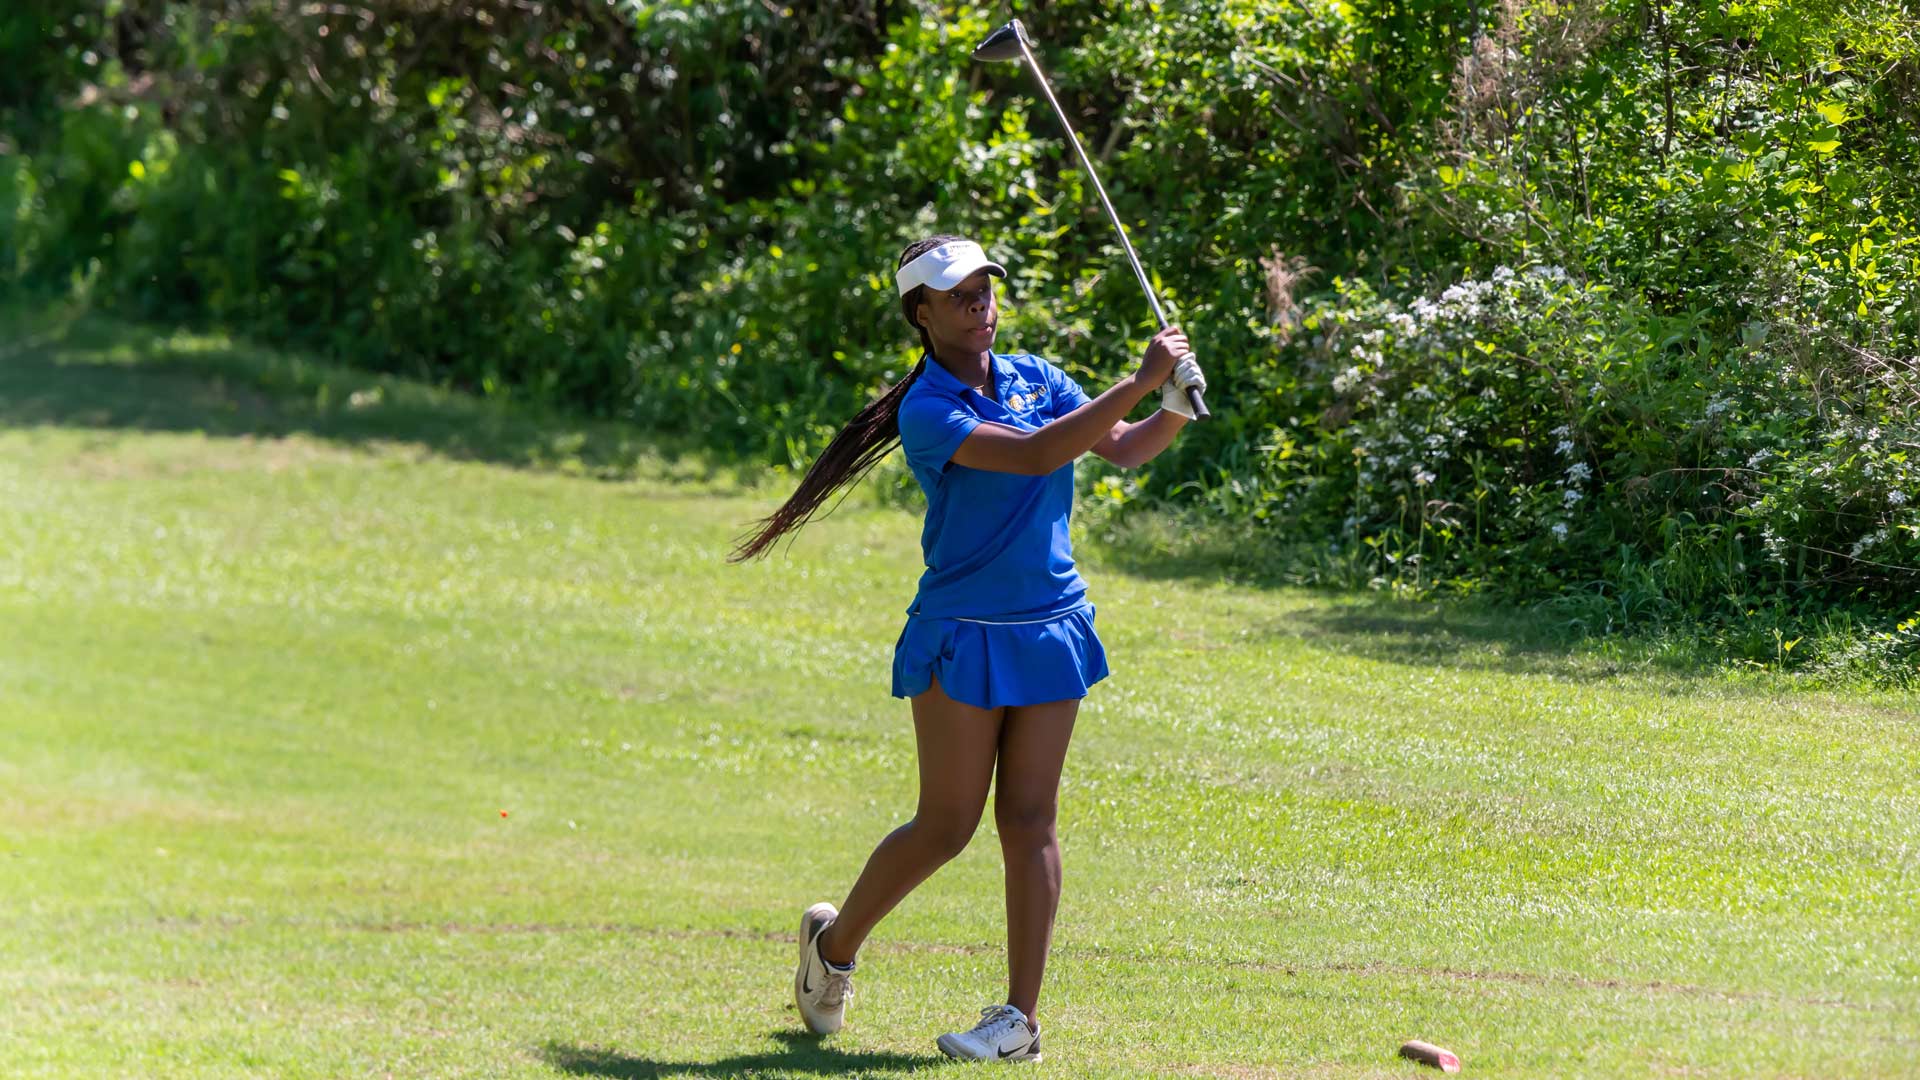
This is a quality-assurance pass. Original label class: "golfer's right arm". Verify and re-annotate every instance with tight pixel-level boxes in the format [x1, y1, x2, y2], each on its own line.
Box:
[951, 328, 1185, 476]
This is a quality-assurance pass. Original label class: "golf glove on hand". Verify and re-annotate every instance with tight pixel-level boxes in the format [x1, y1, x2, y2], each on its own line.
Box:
[1160, 354, 1207, 420]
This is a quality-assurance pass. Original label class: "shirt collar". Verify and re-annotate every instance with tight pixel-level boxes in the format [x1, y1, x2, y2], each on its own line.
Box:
[920, 352, 1015, 398]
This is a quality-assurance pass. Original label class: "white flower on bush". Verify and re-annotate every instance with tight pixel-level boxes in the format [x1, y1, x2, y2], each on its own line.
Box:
[1851, 529, 1889, 557]
[1332, 366, 1363, 395]
[1563, 489, 1583, 506]
[1413, 468, 1437, 486]
[1566, 461, 1592, 484]
[1492, 265, 1515, 283]
[1705, 396, 1734, 419]
[1893, 490, 1910, 507]
[1555, 439, 1576, 457]
[1551, 522, 1570, 542]
[1747, 449, 1772, 468]
[1437, 279, 1495, 321]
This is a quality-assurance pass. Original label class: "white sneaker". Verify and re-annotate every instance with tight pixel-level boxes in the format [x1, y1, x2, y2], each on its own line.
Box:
[936, 1003, 1042, 1063]
[793, 901, 854, 1034]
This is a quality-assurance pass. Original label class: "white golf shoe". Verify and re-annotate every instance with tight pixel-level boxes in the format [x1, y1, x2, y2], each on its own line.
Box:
[936, 1003, 1042, 1063]
[793, 901, 854, 1034]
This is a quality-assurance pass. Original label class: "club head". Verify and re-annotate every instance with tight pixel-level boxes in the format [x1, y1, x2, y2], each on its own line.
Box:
[971, 19, 1030, 64]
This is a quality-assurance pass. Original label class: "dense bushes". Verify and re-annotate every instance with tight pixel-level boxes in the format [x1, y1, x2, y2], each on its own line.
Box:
[1164, 266, 1918, 657]
[3, 1, 1916, 677]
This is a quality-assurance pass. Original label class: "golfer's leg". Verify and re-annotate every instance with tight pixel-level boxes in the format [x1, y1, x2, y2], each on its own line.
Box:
[816, 675, 1002, 966]
[993, 697, 1078, 1024]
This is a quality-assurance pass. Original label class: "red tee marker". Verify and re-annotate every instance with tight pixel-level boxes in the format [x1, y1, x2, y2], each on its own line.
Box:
[499, 809, 509, 818]
[1400, 1041, 1461, 1072]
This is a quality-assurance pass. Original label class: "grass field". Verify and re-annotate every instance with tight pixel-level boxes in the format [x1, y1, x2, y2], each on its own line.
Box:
[3, 304, 1917, 1078]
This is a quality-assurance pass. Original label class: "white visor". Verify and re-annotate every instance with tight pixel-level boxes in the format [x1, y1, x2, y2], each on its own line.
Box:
[894, 239, 1007, 297]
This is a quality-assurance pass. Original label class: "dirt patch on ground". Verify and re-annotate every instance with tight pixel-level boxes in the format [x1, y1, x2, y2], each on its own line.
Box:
[122, 918, 1891, 1014]
[1168, 1062, 1408, 1079]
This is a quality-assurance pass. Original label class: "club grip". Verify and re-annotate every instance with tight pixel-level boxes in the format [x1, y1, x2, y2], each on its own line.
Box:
[1185, 385, 1210, 421]
[1171, 349, 1210, 422]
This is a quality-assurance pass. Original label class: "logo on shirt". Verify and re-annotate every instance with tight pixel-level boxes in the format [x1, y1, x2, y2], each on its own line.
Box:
[1007, 385, 1045, 413]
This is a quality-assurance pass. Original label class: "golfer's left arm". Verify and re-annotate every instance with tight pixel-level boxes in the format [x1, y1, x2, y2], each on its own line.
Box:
[1091, 410, 1188, 469]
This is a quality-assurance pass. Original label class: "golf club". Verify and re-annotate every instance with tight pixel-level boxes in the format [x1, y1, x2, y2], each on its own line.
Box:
[973, 17, 1210, 421]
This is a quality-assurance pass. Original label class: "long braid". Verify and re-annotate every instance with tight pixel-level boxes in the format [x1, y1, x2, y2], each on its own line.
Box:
[728, 234, 966, 562]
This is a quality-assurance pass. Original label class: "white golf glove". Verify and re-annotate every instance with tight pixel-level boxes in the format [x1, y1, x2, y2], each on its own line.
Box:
[1160, 353, 1207, 420]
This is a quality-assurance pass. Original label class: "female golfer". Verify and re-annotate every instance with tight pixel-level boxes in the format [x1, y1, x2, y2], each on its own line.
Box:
[731, 234, 1205, 1062]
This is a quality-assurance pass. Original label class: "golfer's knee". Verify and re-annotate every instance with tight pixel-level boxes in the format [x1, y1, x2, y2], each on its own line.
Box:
[909, 814, 979, 862]
[994, 802, 1057, 851]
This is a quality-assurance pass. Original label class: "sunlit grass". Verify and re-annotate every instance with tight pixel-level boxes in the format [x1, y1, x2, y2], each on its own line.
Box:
[2, 307, 1917, 1078]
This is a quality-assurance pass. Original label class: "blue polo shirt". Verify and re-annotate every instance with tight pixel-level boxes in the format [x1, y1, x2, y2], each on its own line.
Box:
[895, 351, 1096, 621]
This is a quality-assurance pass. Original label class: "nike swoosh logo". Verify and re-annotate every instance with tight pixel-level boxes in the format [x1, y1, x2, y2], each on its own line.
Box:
[801, 925, 823, 994]
[998, 1042, 1026, 1059]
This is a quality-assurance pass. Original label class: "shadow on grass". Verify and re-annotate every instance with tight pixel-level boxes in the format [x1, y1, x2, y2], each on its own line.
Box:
[1263, 598, 1673, 682]
[0, 301, 747, 489]
[1081, 514, 1709, 684]
[540, 1033, 944, 1077]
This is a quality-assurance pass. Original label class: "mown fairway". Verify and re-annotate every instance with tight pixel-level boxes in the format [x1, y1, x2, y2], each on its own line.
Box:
[3, 310, 1917, 1079]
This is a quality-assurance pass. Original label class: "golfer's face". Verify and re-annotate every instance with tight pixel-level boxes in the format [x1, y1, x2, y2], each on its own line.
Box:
[920, 272, 999, 352]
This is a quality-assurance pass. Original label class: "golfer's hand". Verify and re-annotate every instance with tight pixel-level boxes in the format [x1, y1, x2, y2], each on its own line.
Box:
[1140, 326, 1188, 386]
[1160, 353, 1206, 420]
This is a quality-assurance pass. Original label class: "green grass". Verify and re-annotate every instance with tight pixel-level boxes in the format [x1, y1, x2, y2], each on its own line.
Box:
[3, 303, 1917, 1078]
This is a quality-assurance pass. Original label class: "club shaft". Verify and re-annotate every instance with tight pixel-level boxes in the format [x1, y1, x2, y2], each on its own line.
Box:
[1004, 26, 1208, 420]
[1014, 35, 1167, 329]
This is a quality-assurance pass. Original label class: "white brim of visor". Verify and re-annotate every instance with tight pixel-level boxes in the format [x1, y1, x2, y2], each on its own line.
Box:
[894, 240, 1008, 297]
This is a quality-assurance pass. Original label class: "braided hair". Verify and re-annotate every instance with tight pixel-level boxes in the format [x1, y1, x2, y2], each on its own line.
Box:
[728, 233, 968, 561]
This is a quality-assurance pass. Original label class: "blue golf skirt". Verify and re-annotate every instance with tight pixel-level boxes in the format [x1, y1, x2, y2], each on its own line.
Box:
[891, 604, 1109, 710]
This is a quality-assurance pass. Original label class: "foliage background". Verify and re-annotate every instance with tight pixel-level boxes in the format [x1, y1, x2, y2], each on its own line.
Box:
[3, 0, 1917, 679]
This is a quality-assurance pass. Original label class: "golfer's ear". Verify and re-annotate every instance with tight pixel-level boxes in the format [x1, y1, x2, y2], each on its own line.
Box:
[915, 298, 931, 329]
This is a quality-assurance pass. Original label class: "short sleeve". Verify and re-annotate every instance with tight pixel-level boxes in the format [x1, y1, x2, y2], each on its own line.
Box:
[898, 387, 981, 474]
[1042, 359, 1093, 422]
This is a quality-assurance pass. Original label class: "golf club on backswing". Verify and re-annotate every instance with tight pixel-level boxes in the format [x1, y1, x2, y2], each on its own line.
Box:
[972, 18, 1211, 421]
